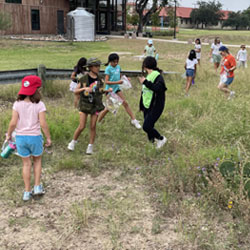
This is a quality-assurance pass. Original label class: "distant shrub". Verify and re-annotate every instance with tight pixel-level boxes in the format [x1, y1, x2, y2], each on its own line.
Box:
[153, 30, 175, 36]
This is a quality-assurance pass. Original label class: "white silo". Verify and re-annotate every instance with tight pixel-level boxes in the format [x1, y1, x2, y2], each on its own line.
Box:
[67, 7, 95, 41]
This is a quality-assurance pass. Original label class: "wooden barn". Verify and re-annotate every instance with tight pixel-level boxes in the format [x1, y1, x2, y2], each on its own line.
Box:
[0, 0, 127, 35]
[0, 0, 70, 35]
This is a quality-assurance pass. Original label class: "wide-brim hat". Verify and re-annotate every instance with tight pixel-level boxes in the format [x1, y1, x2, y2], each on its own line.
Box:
[18, 75, 42, 96]
[84, 58, 103, 67]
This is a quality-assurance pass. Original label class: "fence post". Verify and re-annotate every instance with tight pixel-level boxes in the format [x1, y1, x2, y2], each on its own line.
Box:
[37, 64, 46, 88]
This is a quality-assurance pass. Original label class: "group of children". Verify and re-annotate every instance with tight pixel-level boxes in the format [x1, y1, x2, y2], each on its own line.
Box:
[4, 37, 248, 201]
[184, 37, 247, 98]
[5, 51, 167, 201]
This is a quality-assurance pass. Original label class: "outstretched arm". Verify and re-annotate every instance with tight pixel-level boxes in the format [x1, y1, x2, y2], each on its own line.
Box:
[6, 110, 18, 141]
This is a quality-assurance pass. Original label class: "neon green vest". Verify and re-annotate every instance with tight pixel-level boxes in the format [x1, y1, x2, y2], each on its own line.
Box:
[142, 71, 160, 108]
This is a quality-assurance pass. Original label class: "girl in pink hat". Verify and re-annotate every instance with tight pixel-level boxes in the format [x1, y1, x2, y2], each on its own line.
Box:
[6, 75, 51, 201]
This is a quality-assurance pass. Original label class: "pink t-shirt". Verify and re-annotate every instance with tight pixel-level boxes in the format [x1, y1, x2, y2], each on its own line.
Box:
[13, 100, 46, 136]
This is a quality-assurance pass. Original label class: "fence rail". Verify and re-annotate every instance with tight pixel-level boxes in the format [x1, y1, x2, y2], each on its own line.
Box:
[0, 67, 180, 84]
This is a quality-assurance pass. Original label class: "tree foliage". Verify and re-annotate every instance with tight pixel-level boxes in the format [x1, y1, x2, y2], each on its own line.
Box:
[190, 1, 224, 29]
[135, 0, 169, 33]
[0, 11, 11, 31]
[223, 11, 249, 30]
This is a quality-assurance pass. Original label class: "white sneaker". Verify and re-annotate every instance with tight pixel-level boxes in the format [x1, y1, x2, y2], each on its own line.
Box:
[86, 144, 93, 155]
[131, 119, 141, 129]
[156, 136, 167, 149]
[67, 140, 77, 151]
[230, 91, 235, 98]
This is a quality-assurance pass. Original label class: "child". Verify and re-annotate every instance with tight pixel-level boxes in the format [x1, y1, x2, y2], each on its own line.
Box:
[194, 38, 201, 65]
[236, 45, 247, 69]
[6, 75, 51, 201]
[98, 53, 141, 129]
[217, 46, 236, 99]
[144, 39, 156, 58]
[67, 58, 111, 154]
[70, 57, 87, 108]
[184, 50, 198, 96]
[138, 56, 167, 149]
[210, 37, 223, 72]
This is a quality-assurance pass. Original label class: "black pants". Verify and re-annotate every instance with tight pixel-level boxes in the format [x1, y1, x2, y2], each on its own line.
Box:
[143, 108, 163, 142]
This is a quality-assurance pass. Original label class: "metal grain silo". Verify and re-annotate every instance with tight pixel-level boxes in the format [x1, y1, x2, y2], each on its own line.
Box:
[67, 7, 95, 41]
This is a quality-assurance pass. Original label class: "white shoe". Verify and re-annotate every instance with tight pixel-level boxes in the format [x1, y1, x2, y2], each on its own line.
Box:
[156, 136, 167, 149]
[67, 140, 77, 151]
[86, 144, 93, 155]
[229, 91, 235, 98]
[131, 119, 141, 129]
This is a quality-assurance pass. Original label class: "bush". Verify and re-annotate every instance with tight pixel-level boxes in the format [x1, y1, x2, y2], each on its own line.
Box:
[153, 30, 175, 36]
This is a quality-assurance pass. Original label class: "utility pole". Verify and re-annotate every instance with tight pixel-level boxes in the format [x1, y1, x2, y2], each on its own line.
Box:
[173, 0, 177, 39]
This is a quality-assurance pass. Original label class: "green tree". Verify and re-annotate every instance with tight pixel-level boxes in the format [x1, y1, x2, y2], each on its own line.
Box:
[151, 10, 161, 26]
[135, 0, 169, 33]
[223, 11, 249, 30]
[0, 11, 11, 31]
[190, 1, 224, 29]
[127, 12, 139, 26]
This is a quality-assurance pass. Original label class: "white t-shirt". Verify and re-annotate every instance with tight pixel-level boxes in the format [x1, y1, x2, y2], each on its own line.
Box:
[195, 44, 201, 59]
[211, 42, 223, 55]
[186, 58, 198, 70]
[13, 100, 46, 136]
[237, 49, 247, 61]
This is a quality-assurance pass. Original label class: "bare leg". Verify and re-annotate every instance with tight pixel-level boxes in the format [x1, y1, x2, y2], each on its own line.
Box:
[217, 83, 230, 96]
[33, 156, 42, 186]
[89, 114, 98, 144]
[22, 157, 32, 192]
[185, 76, 192, 94]
[117, 91, 135, 120]
[73, 112, 88, 141]
[98, 108, 109, 122]
[74, 94, 80, 108]
[214, 62, 219, 72]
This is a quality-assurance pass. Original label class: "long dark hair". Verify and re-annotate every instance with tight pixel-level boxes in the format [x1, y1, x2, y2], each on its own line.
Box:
[188, 50, 196, 60]
[105, 53, 119, 66]
[195, 38, 201, 44]
[75, 57, 87, 74]
[17, 89, 41, 103]
[142, 56, 162, 75]
[214, 37, 220, 44]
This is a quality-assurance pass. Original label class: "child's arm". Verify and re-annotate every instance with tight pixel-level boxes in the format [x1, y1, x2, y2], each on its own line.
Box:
[184, 63, 187, 70]
[139, 75, 166, 92]
[105, 74, 123, 85]
[209, 48, 213, 58]
[71, 71, 77, 81]
[39, 111, 51, 147]
[6, 110, 18, 141]
[74, 82, 92, 94]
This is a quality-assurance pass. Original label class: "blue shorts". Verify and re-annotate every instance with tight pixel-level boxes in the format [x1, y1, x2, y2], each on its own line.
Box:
[225, 77, 234, 85]
[16, 135, 44, 158]
[186, 69, 195, 77]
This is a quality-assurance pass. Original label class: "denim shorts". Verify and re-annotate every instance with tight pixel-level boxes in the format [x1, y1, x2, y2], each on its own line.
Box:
[186, 69, 195, 77]
[16, 135, 43, 158]
[225, 77, 234, 85]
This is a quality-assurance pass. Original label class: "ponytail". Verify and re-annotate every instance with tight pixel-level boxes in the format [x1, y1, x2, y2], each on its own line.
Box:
[142, 56, 162, 74]
[105, 53, 119, 66]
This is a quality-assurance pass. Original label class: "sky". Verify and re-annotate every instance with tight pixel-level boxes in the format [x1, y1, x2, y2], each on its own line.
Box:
[178, 0, 250, 12]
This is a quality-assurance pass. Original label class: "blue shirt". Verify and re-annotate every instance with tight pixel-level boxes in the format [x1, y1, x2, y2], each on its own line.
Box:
[105, 64, 121, 93]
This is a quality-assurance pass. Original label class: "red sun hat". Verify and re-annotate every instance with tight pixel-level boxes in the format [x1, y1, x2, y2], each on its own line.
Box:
[18, 75, 42, 96]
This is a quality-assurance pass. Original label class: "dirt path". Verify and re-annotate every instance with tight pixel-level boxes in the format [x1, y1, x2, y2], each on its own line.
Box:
[0, 170, 181, 250]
